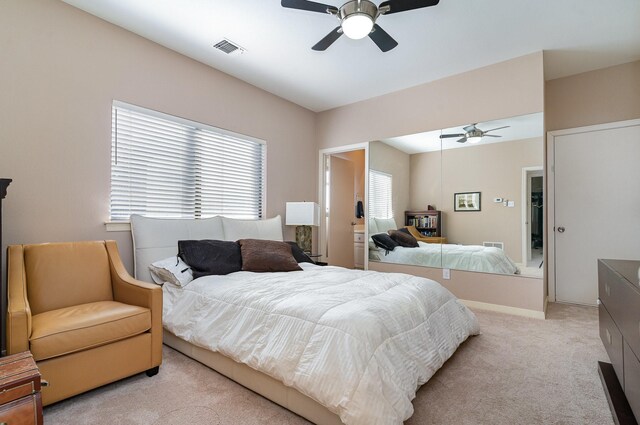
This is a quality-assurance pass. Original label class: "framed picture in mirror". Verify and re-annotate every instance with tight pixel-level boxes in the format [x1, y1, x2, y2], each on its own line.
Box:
[454, 192, 481, 212]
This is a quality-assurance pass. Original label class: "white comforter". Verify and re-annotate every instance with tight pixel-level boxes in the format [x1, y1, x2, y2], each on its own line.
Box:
[163, 263, 480, 425]
[376, 241, 520, 275]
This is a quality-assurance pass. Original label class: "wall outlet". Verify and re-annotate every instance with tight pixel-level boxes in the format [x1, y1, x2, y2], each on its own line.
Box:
[507, 201, 515, 207]
[494, 197, 503, 203]
[443, 268, 450, 280]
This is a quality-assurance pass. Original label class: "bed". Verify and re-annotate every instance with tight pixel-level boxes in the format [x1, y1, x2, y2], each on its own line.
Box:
[131, 214, 480, 425]
[369, 217, 520, 275]
[372, 241, 520, 275]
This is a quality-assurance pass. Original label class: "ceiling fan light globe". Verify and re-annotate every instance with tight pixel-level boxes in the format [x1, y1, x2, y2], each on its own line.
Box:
[341, 14, 374, 39]
[467, 135, 482, 144]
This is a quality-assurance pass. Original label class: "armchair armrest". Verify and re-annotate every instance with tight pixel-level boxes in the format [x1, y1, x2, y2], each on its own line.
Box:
[405, 225, 429, 242]
[105, 240, 162, 366]
[7, 245, 32, 354]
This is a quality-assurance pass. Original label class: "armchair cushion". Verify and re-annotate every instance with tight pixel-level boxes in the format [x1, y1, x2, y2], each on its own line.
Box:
[30, 301, 151, 362]
[24, 242, 114, 315]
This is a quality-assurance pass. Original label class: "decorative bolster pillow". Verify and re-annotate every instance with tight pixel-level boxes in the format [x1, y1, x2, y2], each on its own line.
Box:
[149, 256, 194, 287]
[178, 239, 242, 278]
[238, 239, 302, 272]
[388, 229, 419, 248]
[371, 233, 399, 253]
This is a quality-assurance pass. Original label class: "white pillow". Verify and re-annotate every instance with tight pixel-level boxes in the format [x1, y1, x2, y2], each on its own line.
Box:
[148, 256, 193, 287]
[221, 215, 284, 241]
[374, 217, 398, 234]
[368, 218, 379, 236]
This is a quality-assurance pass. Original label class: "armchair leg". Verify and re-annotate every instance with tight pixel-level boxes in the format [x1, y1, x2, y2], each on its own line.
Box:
[145, 366, 159, 377]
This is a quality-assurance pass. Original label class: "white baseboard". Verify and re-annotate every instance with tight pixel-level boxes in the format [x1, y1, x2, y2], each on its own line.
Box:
[461, 299, 546, 319]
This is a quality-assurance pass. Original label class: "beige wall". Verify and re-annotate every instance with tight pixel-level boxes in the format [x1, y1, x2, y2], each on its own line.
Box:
[545, 60, 640, 131]
[368, 142, 410, 230]
[317, 52, 545, 149]
[0, 0, 317, 275]
[411, 138, 543, 263]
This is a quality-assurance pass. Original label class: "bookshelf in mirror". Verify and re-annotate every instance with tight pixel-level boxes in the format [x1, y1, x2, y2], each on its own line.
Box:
[405, 210, 442, 238]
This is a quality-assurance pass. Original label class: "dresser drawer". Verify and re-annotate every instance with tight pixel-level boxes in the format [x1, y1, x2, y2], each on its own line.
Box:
[0, 393, 41, 425]
[624, 342, 640, 422]
[600, 303, 624, 386]
[354, 233, 364, 243]
[599, 261, 640, 357]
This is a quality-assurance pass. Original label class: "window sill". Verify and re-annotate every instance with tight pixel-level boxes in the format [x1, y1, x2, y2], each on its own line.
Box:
[105, 221, 131, 232]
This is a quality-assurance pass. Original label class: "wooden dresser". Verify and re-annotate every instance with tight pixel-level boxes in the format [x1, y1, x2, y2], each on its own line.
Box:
[598, 259, 640, 425]
[0, 352, 43, 425]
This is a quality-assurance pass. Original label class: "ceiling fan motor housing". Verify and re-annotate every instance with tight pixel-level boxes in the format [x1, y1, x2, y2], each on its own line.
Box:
[339, 0, 378, 38]
[339, 0, 378, 20]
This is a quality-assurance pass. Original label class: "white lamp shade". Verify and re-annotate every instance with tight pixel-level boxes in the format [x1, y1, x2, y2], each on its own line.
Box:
[286, 202, 320, 226]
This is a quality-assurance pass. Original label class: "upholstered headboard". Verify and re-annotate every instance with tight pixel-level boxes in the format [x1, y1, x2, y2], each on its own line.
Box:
[130, 214, 283, 283]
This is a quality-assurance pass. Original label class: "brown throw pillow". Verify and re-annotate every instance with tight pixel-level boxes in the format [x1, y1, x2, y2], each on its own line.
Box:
[388, 229, 419, 248]
[238, 239, 302, 272]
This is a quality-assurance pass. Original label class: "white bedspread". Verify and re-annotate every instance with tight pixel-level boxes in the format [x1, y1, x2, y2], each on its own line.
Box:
[163, 263, 479, 425]
[376, 242, 519, 275]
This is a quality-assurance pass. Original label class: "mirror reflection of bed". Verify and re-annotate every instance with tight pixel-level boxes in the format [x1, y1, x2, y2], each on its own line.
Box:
[368, 112, 544, 279]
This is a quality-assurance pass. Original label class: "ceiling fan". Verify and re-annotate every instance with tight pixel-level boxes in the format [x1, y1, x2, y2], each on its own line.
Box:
[439, 124, 510, 144]
[281, 0, 440, 52]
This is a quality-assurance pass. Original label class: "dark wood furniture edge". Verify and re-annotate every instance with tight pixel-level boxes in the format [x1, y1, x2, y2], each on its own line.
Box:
[599, 361, 638, 425]
[0, 179, 11, 199]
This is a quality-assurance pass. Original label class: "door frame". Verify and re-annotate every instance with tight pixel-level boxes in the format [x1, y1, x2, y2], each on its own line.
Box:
[546, 118, 640, 302]
[318, 143, 369, 267]
[521, 166, 543, 267]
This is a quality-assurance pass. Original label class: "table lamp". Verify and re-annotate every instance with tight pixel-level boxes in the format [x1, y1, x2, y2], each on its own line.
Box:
[285, 202, 320, 253]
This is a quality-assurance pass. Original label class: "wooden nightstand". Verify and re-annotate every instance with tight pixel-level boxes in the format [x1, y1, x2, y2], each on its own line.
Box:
[0, 352, 43, 425]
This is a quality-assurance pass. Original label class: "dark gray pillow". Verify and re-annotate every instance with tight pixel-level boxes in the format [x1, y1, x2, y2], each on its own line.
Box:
[388, 229, 419, 248]
[238, 239, 302, 272]
[286, 241, 315, 263]
[178, 240, 242, 278]
[371, 233, 399, 252]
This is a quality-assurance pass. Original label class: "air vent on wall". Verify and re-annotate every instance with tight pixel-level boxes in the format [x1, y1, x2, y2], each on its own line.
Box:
[213, 39, 245, 55]
[483, 241, 504, 250]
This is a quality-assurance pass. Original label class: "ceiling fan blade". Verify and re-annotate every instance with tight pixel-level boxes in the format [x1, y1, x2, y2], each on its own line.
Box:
[483, 134, 502, 138]
[379, 0, 439, 14]
[368, 24, 398, 52]
[456, 137, 467, 143]
[439, 133, 465, 139]
[312, 27, 343, 51]
[483, 125, 510, 133]
[281, 0, 338, 14]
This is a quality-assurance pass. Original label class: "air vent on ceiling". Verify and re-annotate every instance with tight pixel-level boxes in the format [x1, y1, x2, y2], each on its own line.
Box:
[483, 241, 504, 250]
[213, 39, 245, 55]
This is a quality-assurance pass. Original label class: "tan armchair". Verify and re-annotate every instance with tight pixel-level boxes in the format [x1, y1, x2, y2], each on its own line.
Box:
[405, 226, 447, 244]
[7, 240, 162, 406]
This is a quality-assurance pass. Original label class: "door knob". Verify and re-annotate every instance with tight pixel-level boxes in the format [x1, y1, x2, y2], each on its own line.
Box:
[557, 226, 565, 233]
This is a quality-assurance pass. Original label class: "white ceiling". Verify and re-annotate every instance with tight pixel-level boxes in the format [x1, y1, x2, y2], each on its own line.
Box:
[381, 112, 543, 154]
[62, 0, 640, 112]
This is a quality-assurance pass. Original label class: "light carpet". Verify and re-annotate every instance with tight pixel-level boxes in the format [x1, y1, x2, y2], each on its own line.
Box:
[44, 303, 613, 424]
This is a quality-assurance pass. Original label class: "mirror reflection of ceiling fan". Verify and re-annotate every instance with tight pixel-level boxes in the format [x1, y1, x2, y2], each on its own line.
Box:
[281, 0, 440, 52]
[439, 124, 510, 144]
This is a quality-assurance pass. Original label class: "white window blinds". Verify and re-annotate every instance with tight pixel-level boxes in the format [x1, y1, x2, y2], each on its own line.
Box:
[110, 102, 265, 221]
[368, 170, 393, 219]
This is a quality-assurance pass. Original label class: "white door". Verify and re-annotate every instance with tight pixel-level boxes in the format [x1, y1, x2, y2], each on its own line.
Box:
[554, 121, 640, 305]
[328, 156, 355, 268]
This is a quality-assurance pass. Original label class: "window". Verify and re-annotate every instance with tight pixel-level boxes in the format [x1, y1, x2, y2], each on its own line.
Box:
[368, 170, 393, 219]
[110, 101, 265, 221]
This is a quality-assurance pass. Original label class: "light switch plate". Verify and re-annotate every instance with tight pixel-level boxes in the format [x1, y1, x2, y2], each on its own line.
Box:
[494, 197, 503, 203]
[507, 201, 515, 207]
[443, 268, 450, 280]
